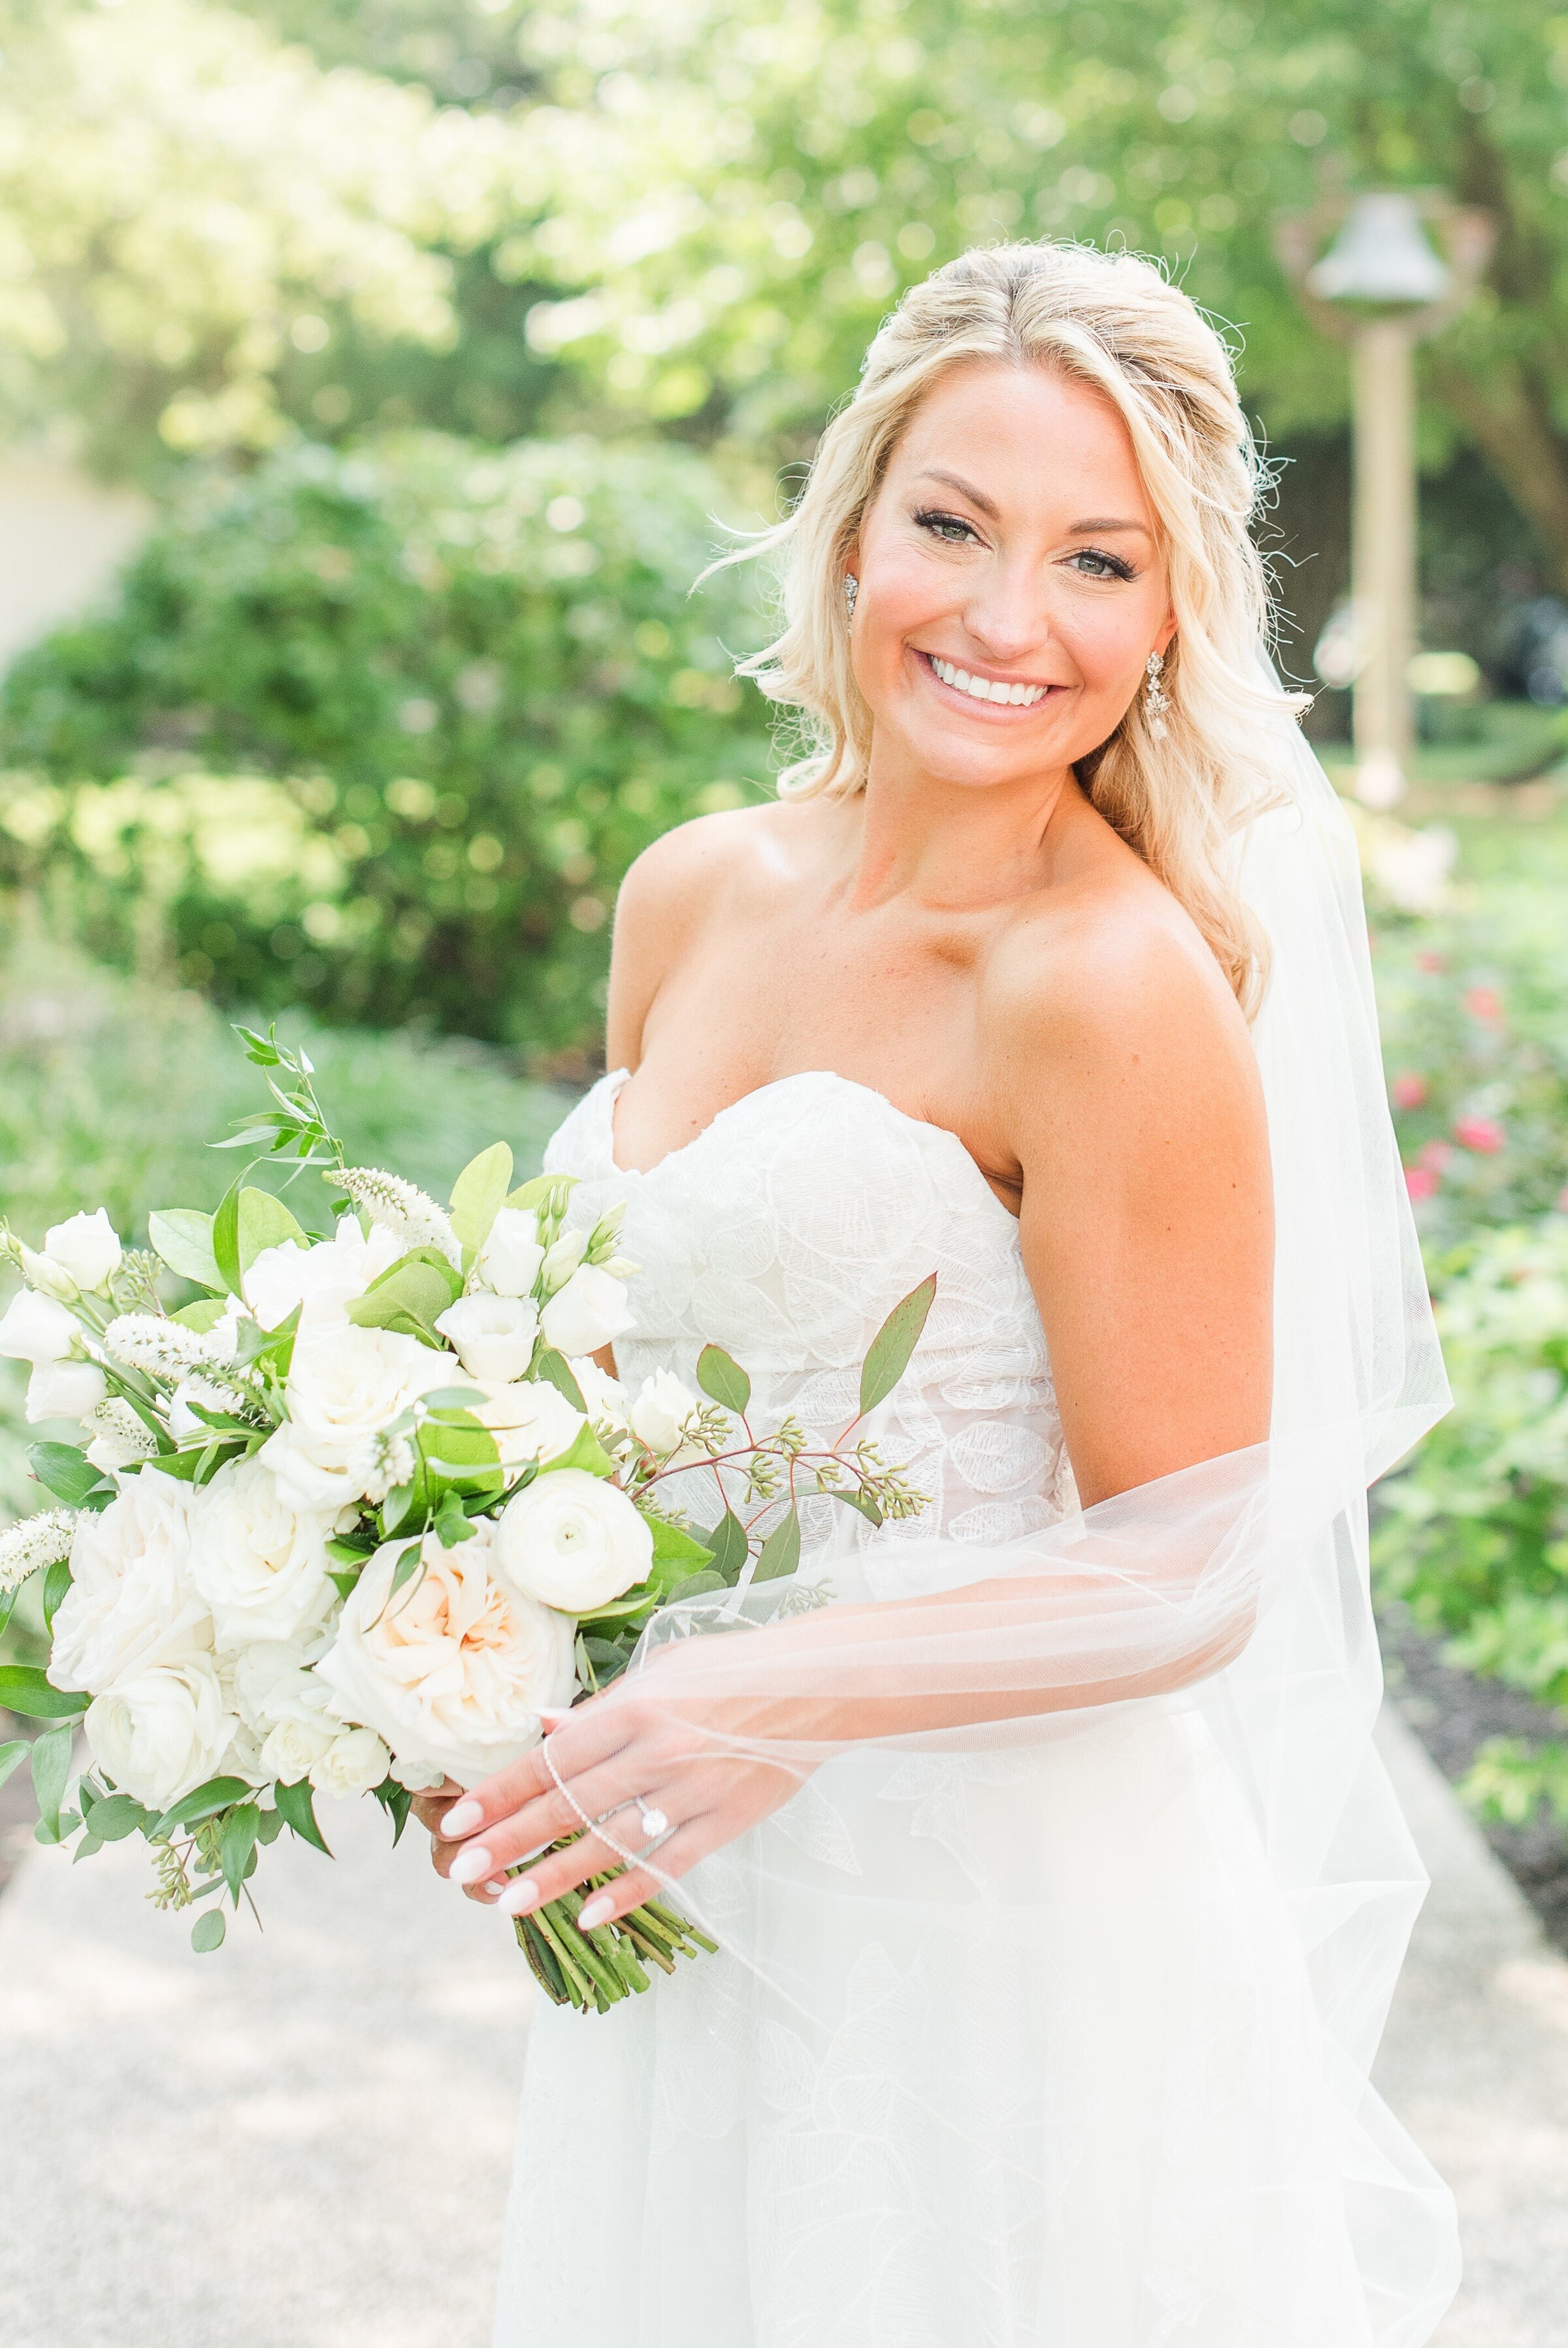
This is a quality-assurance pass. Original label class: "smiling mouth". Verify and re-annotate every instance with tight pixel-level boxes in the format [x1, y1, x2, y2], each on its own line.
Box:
[917, 650, 1055, 708]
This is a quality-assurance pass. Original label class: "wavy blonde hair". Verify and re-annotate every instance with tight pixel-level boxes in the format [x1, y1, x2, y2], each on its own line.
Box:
[725, 240, 1304, 1017]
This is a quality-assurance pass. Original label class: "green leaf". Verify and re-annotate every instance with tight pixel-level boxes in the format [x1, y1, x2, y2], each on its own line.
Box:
[649, 1516, 719, 1570]
[170, 1296, 231, 1333]
[255, 1806, 286, 1845]
[699, 1508, 749, 1585]
[233, 1023, 281, 1066]
[534, 1348, 586, 1412]
[419, 1411, 504, 1493]
[29, 1723, 73, 1834]
[41, 1556, 72, 1632]
[190, 1908, 227, 1953]
[753, 1505, 801, 1583]
[148, 1209, 222, 1288]
[220, 1802, 261, 1902]
[662, 1569, 728, 1604]
[144, 1446, 205, 1484]
[79, 1791, 150, 1842]
[211, 1181, 244, 1297]
[696, 1344, 751, 1414]
[0, 1666, 87, 1720]
[238, 1188, 306, 1267]
[152, 1775, 254, 1836]
[828, 1484, 884, 1527]
[433, 1493, 476, 1548]
[0, 1586, 14, 1639]
[0, 1739, 30, 1791]
[274, 1776, 331, 1855]
[540, 1419, 613, 1478]
[346, 1248, 462, 1344]
[325, 1535, 376, 1565]
[506, 1172, 575, 1213]
[858, 1273, 938, 1418]
[449, 1142, 514, 1262]
[373, 1780, 414, 1844]
[27, 1442, 109, 1508]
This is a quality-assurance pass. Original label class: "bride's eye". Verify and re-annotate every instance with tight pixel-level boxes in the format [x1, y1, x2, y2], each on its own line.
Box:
[913, 508, 982, 546]
[1068, 546, 1137, 581]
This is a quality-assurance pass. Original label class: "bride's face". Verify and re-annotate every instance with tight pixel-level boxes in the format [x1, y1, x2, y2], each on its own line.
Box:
[849, 360, 1176, 791]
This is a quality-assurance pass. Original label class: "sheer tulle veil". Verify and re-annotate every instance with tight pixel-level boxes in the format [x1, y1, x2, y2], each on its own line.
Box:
[543, 672, 1460, 2338]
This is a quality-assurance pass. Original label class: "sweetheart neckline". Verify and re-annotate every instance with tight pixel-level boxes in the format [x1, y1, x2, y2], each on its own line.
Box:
[597, 1066, 1022, 1228]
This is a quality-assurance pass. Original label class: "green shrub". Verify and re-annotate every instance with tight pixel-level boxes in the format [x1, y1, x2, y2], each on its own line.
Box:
[0, 434, 772, 1068]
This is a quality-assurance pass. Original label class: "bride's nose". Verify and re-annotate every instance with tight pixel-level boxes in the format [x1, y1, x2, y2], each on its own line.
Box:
[960, 553, 1055, 664]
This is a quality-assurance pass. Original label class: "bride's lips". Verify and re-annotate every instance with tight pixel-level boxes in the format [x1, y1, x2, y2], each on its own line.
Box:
[913, 647, 1062, 715]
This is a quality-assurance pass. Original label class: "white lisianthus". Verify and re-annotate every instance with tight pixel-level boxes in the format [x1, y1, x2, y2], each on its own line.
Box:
[50, 1476, 211, 1697]
[310, 1726, 391, 1798]
[0, 1286, 80, 1368]
[84, 1399, 159, 1474]
[245, 1218, 403, 1331]
[84, 1654, 236, 1810]
[474, 1207, 545, 1299]
[494, 1467, 652, 1614]
[258, 1710, 338, 1785]
[186, 1458, 338, 1649]
[434, 1292, 539, 1384]
[540, 1264, 634, 1356]
[466, 1377, 583, 1469]
[25, 1358, 108, 1425]
[261, 1324, 450, 1513]
[314, 1523, 576, 1788]
[42, 1209, 122, 1295]
[629, 1369, 702, 1460]
[569, 1356, 629, 1435]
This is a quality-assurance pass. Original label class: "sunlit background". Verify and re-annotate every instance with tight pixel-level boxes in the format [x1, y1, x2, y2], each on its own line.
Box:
[2, 0, 1568, 1930]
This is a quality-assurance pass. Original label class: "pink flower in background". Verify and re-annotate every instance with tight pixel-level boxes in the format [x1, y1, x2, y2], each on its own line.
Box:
[1418, 1140, 1454, 1173]
[1391, 1072, 1428, 1110]
[1453, 1115, 1505, 1155]
[1558, 1187, 1568, 1215]
[1463, 986, 1503, 1026]
[1405, 1166, 1439, 1201]
[1415, 950, 1446, 974]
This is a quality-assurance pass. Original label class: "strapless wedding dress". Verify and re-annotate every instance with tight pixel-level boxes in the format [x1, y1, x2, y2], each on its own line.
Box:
[493, 1069, 1458, 2348]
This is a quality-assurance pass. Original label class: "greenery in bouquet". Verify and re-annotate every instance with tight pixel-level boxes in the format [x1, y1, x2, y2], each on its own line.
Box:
[0, 1027, 932, 2010]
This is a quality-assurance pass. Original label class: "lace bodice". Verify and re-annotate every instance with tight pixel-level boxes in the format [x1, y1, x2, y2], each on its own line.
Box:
[544, 1069, 1075, 1556]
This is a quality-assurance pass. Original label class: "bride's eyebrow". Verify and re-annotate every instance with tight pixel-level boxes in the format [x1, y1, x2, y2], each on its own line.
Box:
[913, 472, 1153, 542]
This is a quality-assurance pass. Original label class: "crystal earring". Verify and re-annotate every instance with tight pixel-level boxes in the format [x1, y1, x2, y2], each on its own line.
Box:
[843, 574, 858, 619]
[1143, 649, 1169, 742]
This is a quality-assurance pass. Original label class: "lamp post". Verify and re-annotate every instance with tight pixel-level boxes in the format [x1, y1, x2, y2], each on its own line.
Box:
[1274, 192, 1492, 808]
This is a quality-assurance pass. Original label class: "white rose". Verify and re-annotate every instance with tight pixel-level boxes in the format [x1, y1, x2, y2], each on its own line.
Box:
[388, 1751, 448, 1793]
[230, 1637, 331, 1737]
[50, 1476, 211, 1697]
[186, 1457, 338, 1650]
[540, 1264, 634, 1357]
[310, 1726, 390, 1798]
[465, 1377, 583, 1469]
[258, 1710, 338, 1784]
[84, 1654, 236, 1810]
[474, 1208, 545, 1299]
[433, 1292, 539, 1384]
[0, 1286, 80, 1368]
[494, 1467, 652, 1614]
[43, 1209, 122, 1295]
[629, 1369, 702, 1459]
[261, 1324, 449, 1513]
[245, 1218, 404, 1332]
[25, 1359, 108, 1425]
[314, 1524, 576, 1789]
[569, 1356, 629, 1434]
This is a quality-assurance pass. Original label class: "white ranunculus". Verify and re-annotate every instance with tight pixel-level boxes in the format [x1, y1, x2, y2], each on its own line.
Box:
[25, 1358, 108, 1425]
[0, 1286, 80, 1368]
[186, 1457, 338, 1650]
[84, 1654, 236, 1810]
[261, 1324, 450, 1513]
[314, 1524, 576, 1789]
[629, 1369, 702, 1459]
[50, 1475, 211, 1697]
[494, 1467, 653, 1614]
[310, 1726, 391, 1799]
[474, 1207, 545, 1299]
[539, 1264, 634, 1357]
[434, 1292, 539, 1384]
[258, 1710, 337, 1785]
[467, 1377, 584, 1469]
[244, 1218, 404, 1332]
[43, 1208, 122, 1295]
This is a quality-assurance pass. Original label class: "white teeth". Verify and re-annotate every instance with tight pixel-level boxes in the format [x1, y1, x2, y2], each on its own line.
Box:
[929, 655, 1045, 707]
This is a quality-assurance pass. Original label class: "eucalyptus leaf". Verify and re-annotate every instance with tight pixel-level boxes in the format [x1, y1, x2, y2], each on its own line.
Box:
[662, 1569, 728, 1603]
[151, 1775, 253, 1837]
[274, 1776, 331, 1855]
[190, 1908, 227, 1953]
[80, 1791, 150, 1843]
[0, 1666, 87, 1720]
[534, 1348, 586, 1412]
[449, 1141, 514, 1260]
[827, 1485, 884, 1526]
[700, 1508, 750, 1586]
[0, 1739, 30, 1792]
[648, 1517, 719, 1569]
[858, 1273, 938, 1418]
[148, 1208, 222, 1288]
[696, 1344, 751, 1414]
[752, 1506, 801, 1583]
[220, 1802, 261, 1902]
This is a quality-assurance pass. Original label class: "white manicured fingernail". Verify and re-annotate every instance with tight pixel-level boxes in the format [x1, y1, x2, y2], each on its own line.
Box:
[578, 1895, 613, 1931]
[448, 1844, 494, 1885]
[441, 1801, 483, 1838]
[499, 1876, 542, 1916]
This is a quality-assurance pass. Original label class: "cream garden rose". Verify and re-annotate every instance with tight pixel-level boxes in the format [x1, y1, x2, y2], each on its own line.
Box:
[494, 1467, 653, 1613]
[187, 1458, 338, 1649]
[314, 1525, 576, 1788]
[84, 1654, 236, 1810]
[261, 1324, 450, 1513]
[50, 1475, 212, 1697]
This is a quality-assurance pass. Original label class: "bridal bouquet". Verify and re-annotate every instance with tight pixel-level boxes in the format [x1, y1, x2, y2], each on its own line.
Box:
[0, 1028, 932, 2012]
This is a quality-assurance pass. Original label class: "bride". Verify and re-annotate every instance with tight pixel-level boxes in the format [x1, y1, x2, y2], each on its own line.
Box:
[419, 242, 1460, 2345]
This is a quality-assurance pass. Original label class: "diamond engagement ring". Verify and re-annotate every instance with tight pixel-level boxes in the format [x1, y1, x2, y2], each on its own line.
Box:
[635, 1799, 670, 1842]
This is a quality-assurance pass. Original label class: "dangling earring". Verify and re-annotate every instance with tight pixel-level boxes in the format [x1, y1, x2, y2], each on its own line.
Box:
[1143, 649, 1169, 742]
[843, 574, 858, 619]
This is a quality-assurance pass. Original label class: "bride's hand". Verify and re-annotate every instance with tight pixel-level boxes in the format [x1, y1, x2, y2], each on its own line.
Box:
[430, 1689, 808, 1930]
[412, 1780, 510, 1904]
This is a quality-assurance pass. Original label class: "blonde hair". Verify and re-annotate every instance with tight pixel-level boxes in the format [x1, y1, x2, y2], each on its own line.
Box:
[727, 240, 1303, 1016]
